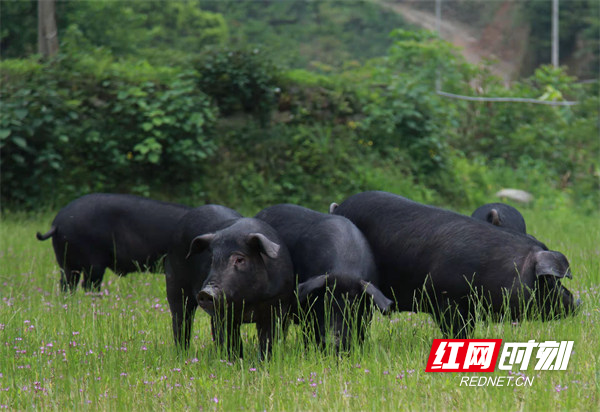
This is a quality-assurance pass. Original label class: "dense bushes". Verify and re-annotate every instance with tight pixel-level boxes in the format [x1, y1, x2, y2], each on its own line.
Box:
[1, 32, 597, 213]
[450, 65, 599, 210]
[1, 53, 217, 208]
[195, 47, 280, 124]
[201, 1, 409, 68]
[1, 0, 228, 61]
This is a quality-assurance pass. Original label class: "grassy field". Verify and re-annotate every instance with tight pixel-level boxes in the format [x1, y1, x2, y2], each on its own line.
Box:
[0, 207, 598, 410]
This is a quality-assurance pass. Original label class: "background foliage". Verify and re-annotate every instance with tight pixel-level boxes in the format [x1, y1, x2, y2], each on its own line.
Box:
[0, 0, 598, 214]
[1, 52, 217, 207]
[408, 0, 599, 78]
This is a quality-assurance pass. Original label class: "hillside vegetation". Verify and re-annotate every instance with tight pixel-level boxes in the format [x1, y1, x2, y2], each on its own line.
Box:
[1, 1, 598, 215]
[400, 0, 598, 79]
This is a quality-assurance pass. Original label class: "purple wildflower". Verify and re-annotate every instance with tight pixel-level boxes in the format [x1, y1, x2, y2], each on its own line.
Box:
[555, 385, 568, 392]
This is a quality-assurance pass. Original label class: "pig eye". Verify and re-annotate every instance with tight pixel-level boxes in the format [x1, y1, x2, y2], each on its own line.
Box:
[234, 256, 245, 266]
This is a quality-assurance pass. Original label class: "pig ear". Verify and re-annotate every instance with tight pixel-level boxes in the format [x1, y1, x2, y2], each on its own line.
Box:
[186, 233, 216, 259]
[487, 209, 501, 226]
[535, 250, 572, 279]
[361, 280, 393, 313]
[247, 233, 280, 259]
[297, 275, 329, 303]
[329, 202, 339, 214]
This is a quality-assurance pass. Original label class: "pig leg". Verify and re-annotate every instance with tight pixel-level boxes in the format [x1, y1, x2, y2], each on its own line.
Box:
[170, 300, 196, 350]
[58, 266, 70, 292]
[166, 282, 196, 350]
[210, 317, 217, 342]
[212, 312, 243, 359]
[256, 316, 275, 361]
[180, 299, 197, 350]
[257, 305, 289, 360]
[168, 300, 185, 348]
[166, 285, 185, 347]
[60, 266, 81, 293]
[81, 266, 106, 291]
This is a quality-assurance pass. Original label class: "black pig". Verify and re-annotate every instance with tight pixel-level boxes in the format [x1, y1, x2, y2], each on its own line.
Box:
[255, 204, 392, 352]
[36, 193, 190, 291]
[164, 205, 242, 349]
[471, 202, 527, 233]
[333, 191, 579, 337]
[192, 218, 295, 359]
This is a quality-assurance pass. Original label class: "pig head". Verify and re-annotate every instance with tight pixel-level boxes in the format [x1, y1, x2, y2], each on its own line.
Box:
[189, 218, 294, 360]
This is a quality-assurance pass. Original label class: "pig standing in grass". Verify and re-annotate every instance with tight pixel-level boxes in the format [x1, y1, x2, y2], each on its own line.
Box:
[255, 204, 392, 352]
[191, 218, 295, 359]
[36, 193, 190, 292]
[333, 191, 579, 338]
[165, 205, 242, 349]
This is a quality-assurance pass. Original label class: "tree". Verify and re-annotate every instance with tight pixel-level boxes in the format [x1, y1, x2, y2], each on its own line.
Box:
[38, 0, 58, 57]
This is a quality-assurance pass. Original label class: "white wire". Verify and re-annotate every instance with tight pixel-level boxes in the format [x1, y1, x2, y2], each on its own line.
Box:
[436, 91, 579, 106]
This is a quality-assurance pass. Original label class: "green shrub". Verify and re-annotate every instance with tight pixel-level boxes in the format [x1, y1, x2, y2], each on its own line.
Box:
[0, 52, 217, 208]
[349, 30, 474, 196]
[451, 65, 599, 211]
[201, 1, 409, 69]
[203, 123, 366, 213]
[278, 69, 360, 126]
[1, 0, 228, 61]
[196, 47, 280, 125]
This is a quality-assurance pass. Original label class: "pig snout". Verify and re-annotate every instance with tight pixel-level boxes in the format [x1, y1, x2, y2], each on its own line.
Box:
[197, 285, 221, 316]
[539, 282, 581, 320]
[560, 286, 581, 316]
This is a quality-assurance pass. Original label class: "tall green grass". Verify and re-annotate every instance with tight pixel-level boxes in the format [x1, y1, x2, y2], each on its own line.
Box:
[0, 208, 598, 410]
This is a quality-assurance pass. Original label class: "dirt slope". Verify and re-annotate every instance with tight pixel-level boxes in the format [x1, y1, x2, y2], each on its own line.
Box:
[377, 0, 527, 82]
